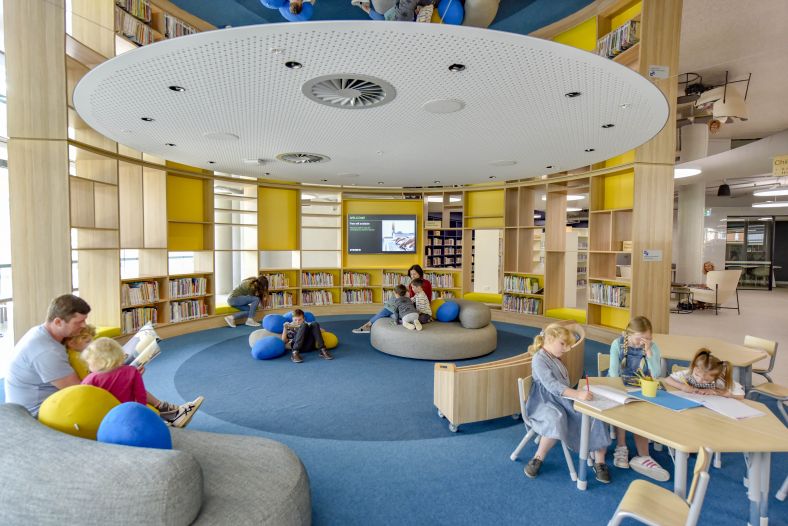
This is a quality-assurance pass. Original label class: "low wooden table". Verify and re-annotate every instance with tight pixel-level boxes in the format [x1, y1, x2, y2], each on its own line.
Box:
[574, 377, 788, 526]
[670, 286, 693, 314]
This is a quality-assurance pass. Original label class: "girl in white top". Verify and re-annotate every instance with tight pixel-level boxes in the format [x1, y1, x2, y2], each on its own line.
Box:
[664, 348, 745, 399]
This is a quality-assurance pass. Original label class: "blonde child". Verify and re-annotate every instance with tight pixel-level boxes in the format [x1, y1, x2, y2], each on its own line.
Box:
[607, 316, 669, 481]
[65, 325, 96, 379]
[664, 348, 744, 399]
[524, 322, 612, 483]
[80, 337, 205, 428]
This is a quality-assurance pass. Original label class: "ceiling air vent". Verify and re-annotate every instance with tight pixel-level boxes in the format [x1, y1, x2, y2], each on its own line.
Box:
[276, 152, 331, 164]
[302, 74, 396, 109]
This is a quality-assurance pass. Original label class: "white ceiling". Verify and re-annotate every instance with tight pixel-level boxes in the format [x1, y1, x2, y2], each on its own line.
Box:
[74, 21, 668, 187]
[678, 0, 788, 140]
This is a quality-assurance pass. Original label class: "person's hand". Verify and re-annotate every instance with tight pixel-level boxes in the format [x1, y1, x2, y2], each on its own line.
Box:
[577, 390, 593, 401]
[713, 389, 729, 397]
[137, 365, 146, 375]
[643, 338, 652, 357]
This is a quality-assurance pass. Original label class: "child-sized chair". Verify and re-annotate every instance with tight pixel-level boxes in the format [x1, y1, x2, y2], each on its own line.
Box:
[744, 335, 779, 383]
[510, 377, 578, 482]
[608, 447, 713, 526]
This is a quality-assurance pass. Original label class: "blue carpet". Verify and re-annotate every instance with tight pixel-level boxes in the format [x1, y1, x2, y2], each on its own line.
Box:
[2, 316, 786, 525]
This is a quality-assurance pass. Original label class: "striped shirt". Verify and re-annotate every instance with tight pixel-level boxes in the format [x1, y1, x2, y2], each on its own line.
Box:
[412, 291, 432, 316]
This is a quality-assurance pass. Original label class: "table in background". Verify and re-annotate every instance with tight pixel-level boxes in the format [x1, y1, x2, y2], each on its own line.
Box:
[670, 286, 694, 314]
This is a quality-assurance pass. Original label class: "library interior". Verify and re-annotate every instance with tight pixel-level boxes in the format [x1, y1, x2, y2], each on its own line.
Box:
[1, 0, 787, 525]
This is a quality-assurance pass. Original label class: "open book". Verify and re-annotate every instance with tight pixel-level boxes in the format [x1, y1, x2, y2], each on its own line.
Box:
[672, 392, 765, 420]
[123, 322, 162, 369]
[566, 385, 643, 411]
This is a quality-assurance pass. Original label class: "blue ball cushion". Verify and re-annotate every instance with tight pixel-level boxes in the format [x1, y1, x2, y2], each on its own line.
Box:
[263, 314, 286, 334]
[279, 1, 314, 21]
[436, 301, 460, 322]
[251, 336, 287, 360]
[303, 311, 316, 323]
[97, 402, 172, 450]
[282, 311, 294, 322]
[437, 0, 464, 24]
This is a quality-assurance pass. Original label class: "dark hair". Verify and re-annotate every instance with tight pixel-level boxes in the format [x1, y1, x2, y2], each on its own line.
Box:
[407, 265, 425, 279]
[46, 294, 91, 323]
[690, 348, 733, 390]
[293, 308, 305, 317]
[411, 278, 424, 288]
[394, 284, 408, 296]
[255, 274, 269, 297]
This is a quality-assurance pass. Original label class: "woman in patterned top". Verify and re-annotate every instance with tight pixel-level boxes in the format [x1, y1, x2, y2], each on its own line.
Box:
[664, 348, 745, 399]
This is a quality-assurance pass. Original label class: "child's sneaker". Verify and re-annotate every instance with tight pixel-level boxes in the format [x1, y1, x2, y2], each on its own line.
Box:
[352, 325, 371, 334]
[166, 396, 204, 428]
[224, 315, 236, 328]
[244, 318, 260, 327]
[403, 321, 416, 330]
[593, 462, 611, 483]
[613, 445, 630, 469]
[524, 457, 543, 479]
[630, 456, 670, 482]
[414, 319, 423, 331]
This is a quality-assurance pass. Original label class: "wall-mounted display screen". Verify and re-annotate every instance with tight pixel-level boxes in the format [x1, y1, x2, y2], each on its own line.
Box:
[347, 215, 417, 254]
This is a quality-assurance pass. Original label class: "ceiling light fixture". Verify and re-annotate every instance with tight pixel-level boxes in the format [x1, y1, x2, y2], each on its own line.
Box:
[620, 103, 631, 109]
[564, 92, 581, 98]
[488, 176, 496, 179]
[752, 201, 788, 208]
[320, 179, 328, 182]
[168, 85, 185, 92]
[378, 181, 385, 185]
[584, 148, 595, 152]
[141, 117, 154, 122]
[208, 161, 215, 164]
[546, 165, 553, 169]
[448, 63, 466, 72]
[717, 182, 731, 197]
[433, 180, 441, 184]
[753, 188, 788, 197]
[674, 168, 702, 179]
[601, 123, 615, 128]
[165, 143, 176, 146]
[285, 61, 303, 69]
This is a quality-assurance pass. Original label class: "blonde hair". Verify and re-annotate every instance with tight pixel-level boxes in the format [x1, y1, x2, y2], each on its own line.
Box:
[690, 348, 733, 390]
[82, 337, 126, 373]
[622, 316, 652, 350]
[528, 323, 576, 355]
[64, 324, 97, 348]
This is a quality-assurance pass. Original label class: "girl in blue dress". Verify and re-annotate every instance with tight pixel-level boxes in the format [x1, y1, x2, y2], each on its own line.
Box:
[524, 322, 612, 483]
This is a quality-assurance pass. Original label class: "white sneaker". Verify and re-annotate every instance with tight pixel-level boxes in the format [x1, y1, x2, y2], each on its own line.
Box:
[630, 455, 670, 482]
[403, 321, 416, 330]
[168, 396, 204, 428]
[613, 446, 630, 469]
[352, 326, 370, 334]
[224, 315, 236, 328]
[244, 318, 260, 327]
[414, 320, 423, 331]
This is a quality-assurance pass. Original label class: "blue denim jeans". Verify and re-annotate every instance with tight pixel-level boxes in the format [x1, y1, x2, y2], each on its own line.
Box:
[227, 295, 260, 321]
[368, 307, 395, 325]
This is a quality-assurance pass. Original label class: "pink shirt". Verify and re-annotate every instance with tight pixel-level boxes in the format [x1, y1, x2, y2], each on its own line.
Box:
[82, 365, 147, 404]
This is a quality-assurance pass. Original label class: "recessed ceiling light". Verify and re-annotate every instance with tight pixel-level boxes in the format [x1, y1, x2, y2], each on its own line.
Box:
[674, 168, 702, 179]
[320, 179, 328, 182]
[601, 123, 615, 128]
[208, 161, 215, 164]
[752, 201, 788, 208]
[141, 117, 154, 122]
[165, 143, 176, 146]
[269, 48, 284, 55]
[448, 63, 466, 72]
[564, 92, 581, 98]
[546, 165, 553, 169]
[753, 188, 788, 197]
[488, 176, 496, 179]
[620, 103, 631, 109]
[434, 180, 441, 184]
[378, 181, 385, 185]
[285, 61, 302, 69]
[567, 207, 582, 212]
[541, 195, 584, 201]
[168, 85, 185, 92]
[584, 148, 595, 152]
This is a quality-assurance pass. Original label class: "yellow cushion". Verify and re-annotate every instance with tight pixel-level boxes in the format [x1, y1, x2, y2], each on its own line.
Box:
[67, 349, 90, 380]
[430, 298, 445, 317]
[96, 326, 121, 338]
[463, 292, 503, 305]
[38, 385, 120, 440]
[215, 304, 240, 315]
[545, 308, 587, 324]
[320, 330, 339, 350]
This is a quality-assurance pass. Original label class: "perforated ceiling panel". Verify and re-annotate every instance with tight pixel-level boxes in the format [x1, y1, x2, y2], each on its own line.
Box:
[74, 21, 668, 187]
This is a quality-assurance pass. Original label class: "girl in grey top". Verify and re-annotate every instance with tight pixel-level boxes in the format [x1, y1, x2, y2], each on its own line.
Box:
[523, 322, 612, 483]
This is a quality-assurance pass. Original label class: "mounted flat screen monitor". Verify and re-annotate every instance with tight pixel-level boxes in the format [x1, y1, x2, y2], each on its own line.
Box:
[348, 215, 417, 254]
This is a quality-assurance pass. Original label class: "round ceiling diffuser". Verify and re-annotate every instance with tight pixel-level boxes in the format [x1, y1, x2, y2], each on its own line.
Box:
[276, 152, 331, 164]
[302, 74, 395, 109]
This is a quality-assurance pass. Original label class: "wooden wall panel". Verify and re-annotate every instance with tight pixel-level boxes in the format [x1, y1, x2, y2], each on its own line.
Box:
[119, 163, 144, 248]
[70, 0, 115, 59]
[70, 178, 95, 228]
[94, 183, 119, 229]
[143, 167, 168, 248]
[77, 249, 120, 327]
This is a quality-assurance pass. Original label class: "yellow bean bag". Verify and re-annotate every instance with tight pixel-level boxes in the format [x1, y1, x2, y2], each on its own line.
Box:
[96, 326, 121, 338]
[320, 330, 339, 350]
[430, 298, 445, 318]
[38, 385, 120, 440]
[67, 349, 90, 380]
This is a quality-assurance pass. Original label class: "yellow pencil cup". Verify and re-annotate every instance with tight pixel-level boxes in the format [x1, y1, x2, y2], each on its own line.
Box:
[640, 379, 659, 398]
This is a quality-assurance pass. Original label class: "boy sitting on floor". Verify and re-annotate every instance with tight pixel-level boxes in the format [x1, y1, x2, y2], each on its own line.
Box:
[282, 308, 334, 363]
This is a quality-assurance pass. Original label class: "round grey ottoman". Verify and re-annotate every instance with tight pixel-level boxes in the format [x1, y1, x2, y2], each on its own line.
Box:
[370, 318, 497, 360]
[249, 329, 278, 348]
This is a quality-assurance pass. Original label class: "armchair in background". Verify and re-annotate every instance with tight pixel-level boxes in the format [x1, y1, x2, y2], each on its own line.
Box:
[688, 269, 742, 315]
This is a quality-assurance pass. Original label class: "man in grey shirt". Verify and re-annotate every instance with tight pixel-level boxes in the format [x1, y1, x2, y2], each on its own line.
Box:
[5, 295, 90, 415]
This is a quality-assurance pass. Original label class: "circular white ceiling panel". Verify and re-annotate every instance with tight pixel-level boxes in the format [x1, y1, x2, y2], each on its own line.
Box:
[74, 21, 669, 187]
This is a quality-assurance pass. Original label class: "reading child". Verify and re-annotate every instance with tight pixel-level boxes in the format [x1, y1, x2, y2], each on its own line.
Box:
[282, 308, 334, 363]
[407, 278, 432, 330]
[524, 323, 612, 483]
[81, 338, 204, 428]
[664, 348, 745, 399]
[607, 316, 669, 481]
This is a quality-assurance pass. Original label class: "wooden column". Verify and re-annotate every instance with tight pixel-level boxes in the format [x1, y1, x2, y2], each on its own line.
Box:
[5, 0, 71, 339]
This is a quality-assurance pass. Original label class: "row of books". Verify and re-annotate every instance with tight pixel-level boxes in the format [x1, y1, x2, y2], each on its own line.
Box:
[115, 7, 154, 46]
[589, 283, 630, 308]
[428, 257, 460, 267]
[596, 19, 640, 59]
[121, 307, 157, 334]
[115, 0, 151, 22]
[503, 295, 541, 315]
[383, 272, 410, 286]
[424, 273, 456, 288]
[503, 275, 540, 294]
[427, 238, 461, 246]
[169, 277, 207, 298]
[264, 292, 294, 310]
[433, 291, 455, 299]
[121, 281, 159, 306]
[342, 272, 370, 287]
[169, 300, 207, 322]
[262, 273, 290, 289]
[301, 290, 334, 306]
[164, 13, 197, 38]
[426, 247, 461, 256]
[301, 272, 334, 287]
[343, 289, 374, 304]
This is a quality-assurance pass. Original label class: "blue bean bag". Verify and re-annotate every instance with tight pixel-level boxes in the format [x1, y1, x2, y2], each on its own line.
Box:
[303, 311, 316, 323]
[282, 311, 294, 322]
[437, 0, 464, 25]
[260, 0, 287, 8]
[263, 314, 286, 334]
[251, 336, 287, 360]
[436, 301, 460, 322]
[97, 402, 172, 450]
[279, 1, 314, 21]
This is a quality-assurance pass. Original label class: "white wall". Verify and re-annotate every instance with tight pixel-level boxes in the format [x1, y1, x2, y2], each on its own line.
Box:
[473, 229, 501, 293]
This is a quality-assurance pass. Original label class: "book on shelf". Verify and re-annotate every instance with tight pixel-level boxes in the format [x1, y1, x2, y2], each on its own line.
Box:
[503, 275, 540, 294]
[424, 273, 455, 288]
[114, 6, 154, 45]
[596, 19, 640, 59]
[434, 291, 455, 299]
[301, 272, 334, 287]
[122, 281, 160, 306]
[343, 289, 373, 304]
[383, 272, 409, 286]
[342, 272, 370, 287]
[589, 283, 630, 308]
[672, 392, 764, 420]
[121, 306, 157, 334]
[262, 273, 290, 289]
[164, 13, 197, 38]
[170, 299, 207, 322]
[169, 277, 207, 298]
[115, 0, 151, 22]
[502, 294, 540, 315]
[301, 290, 334, 306]
[264, 292, 294, 309]
[383, 289, 397, 301]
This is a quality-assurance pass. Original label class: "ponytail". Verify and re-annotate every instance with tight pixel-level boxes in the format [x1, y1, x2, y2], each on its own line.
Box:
[528, 323, 576, 356]
[528, 333, 545, 356]
[720, 361, 733, 391]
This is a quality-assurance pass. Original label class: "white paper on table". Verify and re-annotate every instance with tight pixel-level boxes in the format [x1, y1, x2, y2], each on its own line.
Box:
[672, 392, 764, 420]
